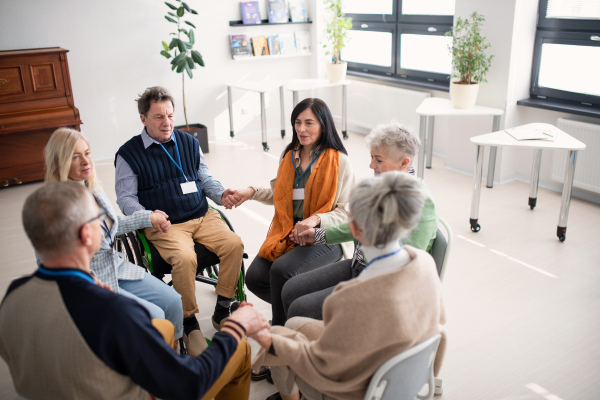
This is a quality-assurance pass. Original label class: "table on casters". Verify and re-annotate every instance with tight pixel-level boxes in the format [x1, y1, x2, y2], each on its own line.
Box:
[285, 79, 351, 139]
[226, 80, 285, 151]
[469, 123, 586, 242]
[415, 98, 504, 179]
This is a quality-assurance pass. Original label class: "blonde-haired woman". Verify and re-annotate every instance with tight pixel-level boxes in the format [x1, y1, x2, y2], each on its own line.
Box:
[44, 127, 184, 342]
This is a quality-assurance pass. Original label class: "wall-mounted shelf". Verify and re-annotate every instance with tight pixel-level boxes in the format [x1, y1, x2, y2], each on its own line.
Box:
[229, 19, 312, 27]
[233, 53, 311, 61]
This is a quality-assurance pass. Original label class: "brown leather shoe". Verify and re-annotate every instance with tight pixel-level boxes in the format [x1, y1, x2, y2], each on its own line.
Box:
[212, 316, 229, 332]
[183, 329, 208, 357]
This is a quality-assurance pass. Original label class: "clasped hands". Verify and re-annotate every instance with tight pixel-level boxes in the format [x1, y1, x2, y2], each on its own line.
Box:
[150, 210, 171, 233]
[228, 302, 272, 349]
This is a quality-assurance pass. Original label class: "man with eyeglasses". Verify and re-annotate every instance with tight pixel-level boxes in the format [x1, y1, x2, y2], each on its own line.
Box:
[0, 182, 269, 400]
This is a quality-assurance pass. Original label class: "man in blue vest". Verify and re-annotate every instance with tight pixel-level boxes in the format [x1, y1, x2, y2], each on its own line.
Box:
[115, 86, 244, 356]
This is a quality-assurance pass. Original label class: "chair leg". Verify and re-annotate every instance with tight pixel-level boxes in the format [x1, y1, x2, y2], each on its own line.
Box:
[434, 377, 443, 395]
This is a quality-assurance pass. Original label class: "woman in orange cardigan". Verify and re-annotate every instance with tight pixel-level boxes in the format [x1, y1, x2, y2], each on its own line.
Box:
[228, 98, 355, 326]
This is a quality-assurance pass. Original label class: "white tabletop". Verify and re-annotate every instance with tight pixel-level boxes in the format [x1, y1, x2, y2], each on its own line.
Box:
[285, 78, 351, 91]
[416, 97, 504, 117]
[470, 123, 586, 151]
[226, 80, 285, 93]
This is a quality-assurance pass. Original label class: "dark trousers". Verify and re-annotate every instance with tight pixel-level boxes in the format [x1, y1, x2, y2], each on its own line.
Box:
[281, 258, 353, 321]
[245, 244, 343, 326]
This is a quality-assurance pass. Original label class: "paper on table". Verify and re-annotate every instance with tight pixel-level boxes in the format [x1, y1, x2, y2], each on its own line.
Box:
[505, 127, 555, 141]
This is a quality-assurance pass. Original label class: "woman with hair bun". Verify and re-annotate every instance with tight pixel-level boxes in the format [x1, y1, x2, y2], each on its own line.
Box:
[249, 171, 446, 400]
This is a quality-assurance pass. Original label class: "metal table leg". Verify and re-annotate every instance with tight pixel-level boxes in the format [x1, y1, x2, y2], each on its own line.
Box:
[486, 115, 502, 188]
[418, 115, 427, 179]
[470, 145, 485, 232]
[426, 116, 435, 169]
[279, 85, 285, 138]
[227, 86, 234, 138]
[557, 150, 578, 242]
[342, 84, 348, 139]
[292, 91, 298, 107]
[528, 149, 543, 209]
[260, 92, 269, 151]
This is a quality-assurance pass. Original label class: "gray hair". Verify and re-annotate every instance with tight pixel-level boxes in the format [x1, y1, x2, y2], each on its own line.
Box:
[365, 122, 421, 161]
[136, 86, 175, 116]
[22, 182, 96, 258]
[349, 171, 425, 247]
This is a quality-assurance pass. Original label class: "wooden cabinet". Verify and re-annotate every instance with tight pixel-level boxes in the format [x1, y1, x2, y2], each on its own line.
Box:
[0, 47, 82, 187]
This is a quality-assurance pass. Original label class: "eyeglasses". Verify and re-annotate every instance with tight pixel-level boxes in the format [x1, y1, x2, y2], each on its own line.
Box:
[78, 210, 107, 238]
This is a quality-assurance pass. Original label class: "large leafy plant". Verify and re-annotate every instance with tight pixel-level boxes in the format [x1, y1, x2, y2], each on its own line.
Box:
[445, 12, 493, 85]
[322, 0, 352, 64]
[160, 0, 204, 129]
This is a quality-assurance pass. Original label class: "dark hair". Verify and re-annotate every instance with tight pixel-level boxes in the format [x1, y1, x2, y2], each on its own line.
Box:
[136, 86, 175, 116]
[284, 98, 347, 155]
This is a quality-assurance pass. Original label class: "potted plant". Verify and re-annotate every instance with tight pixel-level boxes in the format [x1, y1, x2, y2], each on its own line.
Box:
[322, 0, 352, 83]
[160, 0, 209, 152]
[445, 12, 493, 109]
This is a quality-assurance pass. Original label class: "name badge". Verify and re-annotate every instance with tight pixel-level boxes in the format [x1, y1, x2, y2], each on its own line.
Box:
[181, 181, 198, 194]
[293, 188, 305, 200]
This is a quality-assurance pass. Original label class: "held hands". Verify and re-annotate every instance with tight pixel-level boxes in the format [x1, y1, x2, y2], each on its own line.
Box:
[151, 210, 171, 233]
[289, 215, 320, 246]
[221, 187, 255, 210]
[228, 302, 270, 337]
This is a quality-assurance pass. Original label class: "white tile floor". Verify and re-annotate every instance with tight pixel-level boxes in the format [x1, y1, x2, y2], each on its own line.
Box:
[1, 128, 599, 399]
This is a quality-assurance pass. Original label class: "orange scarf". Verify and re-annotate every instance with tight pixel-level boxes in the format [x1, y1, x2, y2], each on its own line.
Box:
[258, 148, 340, 262]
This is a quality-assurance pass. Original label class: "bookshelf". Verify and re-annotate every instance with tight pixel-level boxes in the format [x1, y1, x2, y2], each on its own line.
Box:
[229, 20, 312, 27]
[232, 52, 311, 61]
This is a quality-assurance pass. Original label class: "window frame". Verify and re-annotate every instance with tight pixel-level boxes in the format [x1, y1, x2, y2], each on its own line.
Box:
[344, 0, 453, 91]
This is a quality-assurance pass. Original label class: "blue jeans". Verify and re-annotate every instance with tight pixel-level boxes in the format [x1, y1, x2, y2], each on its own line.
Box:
[119, 273, 183, 339]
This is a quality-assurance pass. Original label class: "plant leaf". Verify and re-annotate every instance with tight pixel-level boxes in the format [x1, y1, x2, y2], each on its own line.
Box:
[188, 29, 195, 44]
[165, 15, 177, 23]
[164, 2, 177, 10]
[177, 6, 184, 17]
[171, 52, 185, 64]
[176, 38, 186, 53]
[181, 2, 191, 12]
[162, 41, 169, 51]
[186, 57, 194, 69]
[160, 50, 172, 58]
[176, 59, 187, 73]
[168, 38, 179, 50]
[184, 20, 196, 28]
[191, 50, 204, 66]
[185, 63, 193, 79]
[191, 9, 198, 15]
[168, 11, 176, 17]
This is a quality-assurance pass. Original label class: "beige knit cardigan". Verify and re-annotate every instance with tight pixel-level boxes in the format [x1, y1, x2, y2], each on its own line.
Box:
[253, 246, 446, 400]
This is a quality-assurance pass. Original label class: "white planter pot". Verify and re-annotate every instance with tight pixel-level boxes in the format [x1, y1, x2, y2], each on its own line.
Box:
[327, 62, 347, 84]
[450, 82, 480, 109]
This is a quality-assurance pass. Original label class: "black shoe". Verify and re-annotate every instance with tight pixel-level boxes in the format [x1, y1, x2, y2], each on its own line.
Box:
[266, 393, 281, 400]
[252, 365, 270, 381]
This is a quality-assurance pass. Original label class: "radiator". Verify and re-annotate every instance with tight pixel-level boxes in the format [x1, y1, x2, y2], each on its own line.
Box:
[552, 118, 600, 194]
[346, 81, 430, 134]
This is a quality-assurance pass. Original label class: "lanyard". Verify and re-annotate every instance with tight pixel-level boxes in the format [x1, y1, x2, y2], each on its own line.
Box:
[158, 134, 188, 182]
[38, 265, 95, 285]
[101, 220, 114, 248]
[363, 247, 402, 270]
[291, 148, 323, 189]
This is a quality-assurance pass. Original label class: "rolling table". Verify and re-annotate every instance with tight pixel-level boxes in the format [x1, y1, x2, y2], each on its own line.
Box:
[416, 98, 504, 180]
[469, 123, 586, 242]
[226, 80, 285, 151]
[285, 79, 351, 139]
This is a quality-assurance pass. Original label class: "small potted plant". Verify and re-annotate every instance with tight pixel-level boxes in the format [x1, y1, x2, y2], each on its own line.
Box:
[445, 12, 493, 109]
[322, 0, 352, 83]
[160, 0, 209, 152]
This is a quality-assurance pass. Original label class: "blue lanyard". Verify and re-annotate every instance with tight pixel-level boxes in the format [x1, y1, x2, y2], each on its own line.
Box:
[101, 220, 114, 247]
[158, 134, 188, 182]
[363, 247, 402, 270]
[38, 265, 95, 285]
[291, 148, 323, 189]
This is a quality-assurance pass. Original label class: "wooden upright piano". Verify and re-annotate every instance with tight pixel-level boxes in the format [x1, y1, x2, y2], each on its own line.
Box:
[0, 47, 82, 187]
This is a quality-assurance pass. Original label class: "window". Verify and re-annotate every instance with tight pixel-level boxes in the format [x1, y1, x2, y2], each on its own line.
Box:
[341, 0, 454, 90]
[527, 0, 600, 110]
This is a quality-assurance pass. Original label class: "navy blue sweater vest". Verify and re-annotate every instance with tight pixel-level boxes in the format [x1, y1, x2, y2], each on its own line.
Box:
[116, 130, 208, 224]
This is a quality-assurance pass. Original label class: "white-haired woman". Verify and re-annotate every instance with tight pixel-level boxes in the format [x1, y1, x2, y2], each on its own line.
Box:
[250, 171, 446, 400]
[282, 121, 439, 322]
[44, 127, 184, 342]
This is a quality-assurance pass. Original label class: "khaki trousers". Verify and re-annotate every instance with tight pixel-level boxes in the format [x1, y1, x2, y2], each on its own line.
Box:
[200, 339, 252, 400]
[151, 318, 176, 351]
[145, 208, 244, 318]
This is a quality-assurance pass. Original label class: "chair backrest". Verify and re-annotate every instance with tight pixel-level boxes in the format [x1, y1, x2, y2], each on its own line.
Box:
[428, 217, 452, 281]
[364, 334, 441, 400]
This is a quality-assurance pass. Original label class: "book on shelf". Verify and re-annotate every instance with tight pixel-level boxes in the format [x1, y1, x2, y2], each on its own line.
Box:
[230, 34, 253, 59]
[251, 36, 270, 56]
[294, 30, 311, 54]
[240, 1, 261, 25]
[289, 0, 308, 22]
[267, 35, 281, 55]
[278, 32, 297, 55]
[268, 0, 289, 23]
